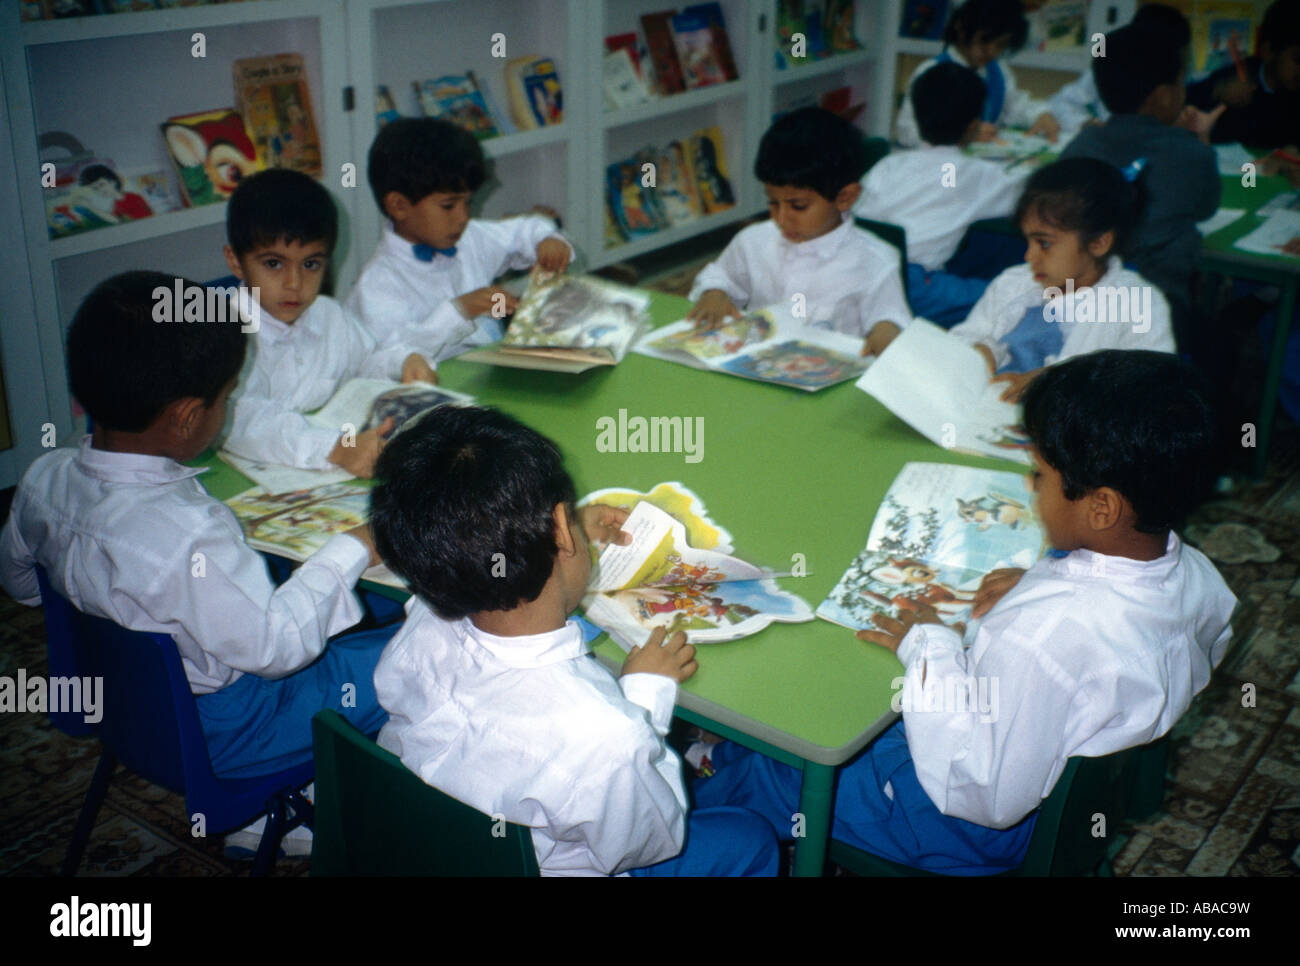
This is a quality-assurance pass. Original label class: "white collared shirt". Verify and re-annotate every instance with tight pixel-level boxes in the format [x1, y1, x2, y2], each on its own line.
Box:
[1048, 71, 1108, 139]
[345, 216, 573, 363]
[224, 295, 418, 469]
[374, 598, 685, 876]
[688, 218, 912, 337]
[0, 438, 368, 694]
[856, 144, 1027, 270]
[948, 258, 1175, 370]
[895, 50, 1048, 149]
[895, 532, 1235, 829]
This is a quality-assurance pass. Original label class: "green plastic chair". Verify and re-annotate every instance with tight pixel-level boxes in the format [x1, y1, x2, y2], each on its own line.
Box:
[828, 738, 1168, 877]
[854, 216, 912, 311]
[310, 710, 539, 876]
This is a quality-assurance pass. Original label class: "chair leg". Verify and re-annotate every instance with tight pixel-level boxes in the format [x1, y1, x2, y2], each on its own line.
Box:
[62, 752, 117, 877]
[251, 796, 287, 877]
[286, 790, 314, 832]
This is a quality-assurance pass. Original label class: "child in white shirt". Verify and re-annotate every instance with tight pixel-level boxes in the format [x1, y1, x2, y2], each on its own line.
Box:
[695, 350, 1235, 874]
[950, 157, 1175, 402]
[370, 405, 778, 877]
[689, 107, 911, 357]
[221, 169, 435, 479]
[346, 118, 573, 364]
[894, 0, 1060, 149]
[858, 61, 1028, 327]
[0, 272, 395, 849]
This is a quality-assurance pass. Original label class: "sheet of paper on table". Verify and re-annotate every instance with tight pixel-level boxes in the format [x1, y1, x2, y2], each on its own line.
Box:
[1214, 143, 1255, 176]
[1233, 210, 1300, 258]
[1196, 208, 1245, 238]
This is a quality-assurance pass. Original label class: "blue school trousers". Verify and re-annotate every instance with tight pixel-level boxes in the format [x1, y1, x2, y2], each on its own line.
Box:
[628, 806, 779, 877]
[196, 626, 394, 779]
[692, 720, 1036, 875]
[906, 264, 992, 329]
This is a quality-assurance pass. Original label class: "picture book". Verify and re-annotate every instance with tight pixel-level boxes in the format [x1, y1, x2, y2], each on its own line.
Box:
[1258, 190, 1300, 217]
[459, 270, 650, 372]
[43, 156, 159, 239]
[641, 11, 687, 95]
[652, 140, 704, 225]
[233, 54, 323, 176]
[775, 0, 807, 68]
[582, 499, 813, 650]
[580, 481, 734, 554]
[224, 482, 405, 590]
[505, 56, 562, 130]
[606, 157, 667, 241]
[682, 3, 739, 79]
[604, 48, 652, 110]
[1026, 0, 1088, 53]
[415, 73, 501, 140]
[605, 32, 644, 75]
[160, 107, 261, 207]
[671, 8, 730, 88]
[1192, 1, 1256, 74]
[965, 129, 1053, 171]
[686, 126, 735, 213]
[825, 0, 861, 51]
[855, 318, 1032, 465]
[376, 86, 402, 127]
[817, 461, 1046, 632]
[899, 0, 948, 40]
[636, 303, 868, 391]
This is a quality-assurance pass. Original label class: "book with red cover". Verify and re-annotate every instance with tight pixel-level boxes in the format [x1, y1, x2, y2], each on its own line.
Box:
[641, 11, 686, 95]
[605, 32, 642, 75]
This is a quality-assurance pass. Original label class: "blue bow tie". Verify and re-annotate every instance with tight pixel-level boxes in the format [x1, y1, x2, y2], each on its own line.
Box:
[412, 243, 457, 261]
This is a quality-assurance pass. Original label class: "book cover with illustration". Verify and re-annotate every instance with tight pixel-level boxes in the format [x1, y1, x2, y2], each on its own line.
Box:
[233, 54, 323, 176]
[415, 73, 501, 140]
[856, 317, 1033, 464]
[685, 126, 735, 213]
[44, 156, 161, 239]
[636, 303, 868, 391]
[461, 270, 650, 372]
[817, 462, 1046, 632]
[652, 140, 705, 225]
[682, 3, 739, 80]
[670, 8, 730, 88]
[505, 56, 562, 129]
[582, 493, 812, 650]
[642, 11, 687, 94]
[160, 108, 262, 207]
[606, 157, 666, 240]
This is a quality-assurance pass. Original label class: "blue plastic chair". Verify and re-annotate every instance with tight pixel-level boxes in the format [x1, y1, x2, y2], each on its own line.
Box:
[33, 566, 314, 876]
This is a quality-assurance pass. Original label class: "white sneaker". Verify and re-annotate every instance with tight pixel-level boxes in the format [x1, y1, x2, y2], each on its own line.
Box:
[223, 814, 314, 859]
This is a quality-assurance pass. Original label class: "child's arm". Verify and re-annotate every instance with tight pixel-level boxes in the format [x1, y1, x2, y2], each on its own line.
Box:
[1046, 72, 1100, 135]
[1001, 65, 1058, 142]
[893, 62, 928, 148]
[0, 506, 39, 606]
[346, 264, 480, 364]
[686, 237, 751, 326]
[948, 270, 1019, 371]
[474, 214, 574, 276]
[224, 382, 348, 472]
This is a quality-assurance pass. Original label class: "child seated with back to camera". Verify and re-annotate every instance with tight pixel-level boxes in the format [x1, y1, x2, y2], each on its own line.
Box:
[369, 405, 779, 877]
[0, 272, 396, 855]
[693, 350, 1236, 875]
[689, 107, 911, 358]
[346, 118, 573, 365]
[857, 61, 1029, 329]
[948, 157, 1175, 401]
[221, 169, 436, 480]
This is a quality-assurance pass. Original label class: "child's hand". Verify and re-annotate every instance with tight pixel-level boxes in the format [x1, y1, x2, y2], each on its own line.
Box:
[1177, 104, 1227, 144]
[971, 567, 1026, 618]
[856, 602, 958, 653]
[687, 289, 740, 330]
[973, 121, 1001, 143]
[1213, 75, 1255, 108]
[455, 285, 519, 320]
[621, 627, 698, 683]
[400, 353, 438, 385]
[577, 503, 632, 547]
[1026, 112, 1060, 143]
[328, 418, 394, 478]
[862, 320, 900, 357]
[1279, 236, 1300, 256]
[991, 367, 1041, 402]
[974, 342, 998, 376]
[535, 237, 571, 273]
[345, 523, 383, 568]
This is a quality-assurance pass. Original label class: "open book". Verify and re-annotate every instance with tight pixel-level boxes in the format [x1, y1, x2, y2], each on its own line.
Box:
[635, 303, 869, 391]
[817, 462, 1046, 632]
[221, 378, 474, 493]
[581, 487, 812, 650]
[856, 318, 1032, 465]
[459, 270, 650, 373]
[225, 482, 405, 590]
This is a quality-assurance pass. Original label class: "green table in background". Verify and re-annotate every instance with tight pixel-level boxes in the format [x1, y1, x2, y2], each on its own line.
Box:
[201, 291, 1025, 876]
[1200, 174, 1300, 478]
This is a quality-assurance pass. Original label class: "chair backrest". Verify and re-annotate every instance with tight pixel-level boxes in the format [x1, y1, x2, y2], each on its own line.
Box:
[854, 217, 912, 311]
[311, 710, 539, 876]
[34, 565, 97, 737]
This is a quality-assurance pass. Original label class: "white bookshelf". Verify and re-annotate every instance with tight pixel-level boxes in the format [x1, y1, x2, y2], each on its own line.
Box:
[0, 0, 905, 486]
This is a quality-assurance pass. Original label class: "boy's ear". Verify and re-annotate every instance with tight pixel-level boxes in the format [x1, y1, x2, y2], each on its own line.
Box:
[834, 181, 862, 212]
[1087, 230, 1115, 259]
[552, 502, 579, 557]
[162, 396, 206, 442]
[222, 245, 245, 281]
[383, 190, 411, 222]
[1086, 486, 1125, 531]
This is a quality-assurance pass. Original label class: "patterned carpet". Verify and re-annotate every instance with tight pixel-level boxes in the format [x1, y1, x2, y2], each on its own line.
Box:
[3, 249, 1298, 876]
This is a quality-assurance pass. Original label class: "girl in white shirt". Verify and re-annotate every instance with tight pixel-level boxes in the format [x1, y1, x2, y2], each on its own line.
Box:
[950, 156, 1175, 401]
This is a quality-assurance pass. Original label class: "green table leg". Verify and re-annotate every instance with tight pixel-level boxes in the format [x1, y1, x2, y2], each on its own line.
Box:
[1255, 278, 1298, 479]
[792, 761, 834, 877]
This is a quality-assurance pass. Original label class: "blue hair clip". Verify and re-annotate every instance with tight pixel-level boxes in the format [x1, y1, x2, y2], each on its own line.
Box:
[1120, 158, 1147, 183]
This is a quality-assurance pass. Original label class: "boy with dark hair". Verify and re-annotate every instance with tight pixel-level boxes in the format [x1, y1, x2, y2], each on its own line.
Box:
[222, 169, 436, 479]
[0, 271, 394, 854]
[1187, 0, 1300, 148]
[370, 405, 778, 877]
[689, 107, 911, 357]
[346, 118, 573, 364]
[1061, 21, 1220, 358]
[693, 351, 1235, 874]
[857, 62, 1028, 327]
